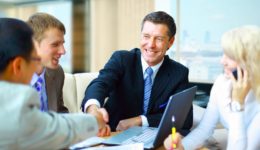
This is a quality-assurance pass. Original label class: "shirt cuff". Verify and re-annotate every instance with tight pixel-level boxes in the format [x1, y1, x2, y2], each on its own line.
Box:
[84, 99, 101, 112]
[141, 115, 149, 127]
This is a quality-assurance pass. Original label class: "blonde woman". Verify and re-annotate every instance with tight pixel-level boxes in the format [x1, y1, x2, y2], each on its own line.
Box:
[164, 26, 260, 150]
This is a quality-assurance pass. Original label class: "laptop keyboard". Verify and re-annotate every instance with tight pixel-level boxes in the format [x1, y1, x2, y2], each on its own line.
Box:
[122, 128, 157, 144]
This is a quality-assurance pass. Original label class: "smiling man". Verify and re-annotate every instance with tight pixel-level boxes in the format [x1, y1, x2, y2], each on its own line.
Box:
[81, 11, 192, 136]
[27, 13, 68, 112]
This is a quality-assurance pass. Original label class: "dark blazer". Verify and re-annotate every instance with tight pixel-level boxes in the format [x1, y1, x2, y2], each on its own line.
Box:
[45, 65, 68, 113]
[81, 48, 192, 135]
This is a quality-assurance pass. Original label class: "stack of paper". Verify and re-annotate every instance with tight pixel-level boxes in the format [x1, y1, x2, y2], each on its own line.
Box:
[83, 143, 143, 150]
[69, 136, 105, 149]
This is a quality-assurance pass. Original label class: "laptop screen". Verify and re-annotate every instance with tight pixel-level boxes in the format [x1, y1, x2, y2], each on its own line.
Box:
[153, 86, 197, 148]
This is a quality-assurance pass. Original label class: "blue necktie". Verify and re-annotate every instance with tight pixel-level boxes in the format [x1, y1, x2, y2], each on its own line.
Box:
[34, 77, 48, 111]
[143, 67, 153, 115]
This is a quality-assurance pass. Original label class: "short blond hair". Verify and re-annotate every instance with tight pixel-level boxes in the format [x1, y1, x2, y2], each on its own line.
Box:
[221, 25, 260, 99]
[27, 12, 65, 42]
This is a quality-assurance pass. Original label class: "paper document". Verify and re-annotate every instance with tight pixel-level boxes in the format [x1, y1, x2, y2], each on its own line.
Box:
[83, 143, 143, 150]
[69, 136, 105, 149]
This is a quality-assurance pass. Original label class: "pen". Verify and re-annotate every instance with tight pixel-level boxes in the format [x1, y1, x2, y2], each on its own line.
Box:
[159, 96, 173, 109]
[172, 116, 176, 149]
[172, 127, 176, 149]
[159, 102, 168, 109]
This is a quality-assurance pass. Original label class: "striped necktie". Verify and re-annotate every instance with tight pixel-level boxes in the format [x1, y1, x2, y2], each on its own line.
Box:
[34, 77, 48, 111]
[143, 67, 153, 115]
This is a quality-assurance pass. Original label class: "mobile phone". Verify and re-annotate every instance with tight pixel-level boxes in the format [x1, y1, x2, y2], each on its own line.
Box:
[232, 69, 244, 80]
[232, 70, 238, 80]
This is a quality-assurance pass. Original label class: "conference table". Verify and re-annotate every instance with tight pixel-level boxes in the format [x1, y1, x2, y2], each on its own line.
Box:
[95, 132, 209, 150]
[93, 132, 165, 150]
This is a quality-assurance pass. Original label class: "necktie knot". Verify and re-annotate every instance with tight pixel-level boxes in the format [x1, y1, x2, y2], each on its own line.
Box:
[35, 77, 43, 91]
[37, 77, 43, 83]
[145, 67, 153, 77]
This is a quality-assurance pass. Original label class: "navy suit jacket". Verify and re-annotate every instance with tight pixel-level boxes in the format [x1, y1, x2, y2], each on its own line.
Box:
[82, 48, 192, 135]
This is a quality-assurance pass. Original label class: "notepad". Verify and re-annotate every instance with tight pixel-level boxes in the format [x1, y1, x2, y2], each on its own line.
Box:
[69, 136, 105, 149]
[83, 143, 143, 150]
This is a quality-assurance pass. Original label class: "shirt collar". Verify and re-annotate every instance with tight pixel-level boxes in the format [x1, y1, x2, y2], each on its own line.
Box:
[30, 69, 46, 86]
[141, 55, 164, 77]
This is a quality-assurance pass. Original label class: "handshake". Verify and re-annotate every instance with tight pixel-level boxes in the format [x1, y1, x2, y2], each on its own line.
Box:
[86, 104, 143, 137]
[87, 105, 111, 137]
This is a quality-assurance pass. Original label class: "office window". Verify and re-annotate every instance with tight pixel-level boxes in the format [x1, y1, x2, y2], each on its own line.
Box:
[156, 0, 260, 83]
[0, 0, 72, 72]
[37, 1, 72, 72]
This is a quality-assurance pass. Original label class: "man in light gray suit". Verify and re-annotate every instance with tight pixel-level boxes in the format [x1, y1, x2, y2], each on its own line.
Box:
[0, 18, 105, 149]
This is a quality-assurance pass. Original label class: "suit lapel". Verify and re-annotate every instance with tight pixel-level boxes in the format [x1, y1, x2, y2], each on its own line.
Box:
[147, 56, 172, 113]
[45, 68, 57, 111]
[135, 51, 145, 111]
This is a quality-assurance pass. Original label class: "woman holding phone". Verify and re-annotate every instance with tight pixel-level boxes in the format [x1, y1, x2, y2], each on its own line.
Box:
[164, 25, 260, 150]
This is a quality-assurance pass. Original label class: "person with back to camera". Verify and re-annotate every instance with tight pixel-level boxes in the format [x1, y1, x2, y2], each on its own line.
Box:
[81, 11, 193, 137]
[164, 25, 260, 150]
[0, 18, 105, 149]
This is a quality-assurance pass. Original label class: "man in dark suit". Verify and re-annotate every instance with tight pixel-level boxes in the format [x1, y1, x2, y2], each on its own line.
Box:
[27, 13, 68, 112]
[81, 11, 192, 136]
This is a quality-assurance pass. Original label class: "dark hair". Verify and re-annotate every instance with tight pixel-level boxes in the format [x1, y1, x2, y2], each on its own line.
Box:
[0, 18, 34, 72]
[141, 11, 176, 39]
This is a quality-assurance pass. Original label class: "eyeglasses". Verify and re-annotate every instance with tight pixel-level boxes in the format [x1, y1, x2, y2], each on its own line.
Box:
[30, 56, 41, 62]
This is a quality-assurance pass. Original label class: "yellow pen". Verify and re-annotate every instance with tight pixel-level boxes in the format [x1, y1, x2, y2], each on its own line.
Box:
[172, 127, 176, 148]
[172, 116, 177, 149]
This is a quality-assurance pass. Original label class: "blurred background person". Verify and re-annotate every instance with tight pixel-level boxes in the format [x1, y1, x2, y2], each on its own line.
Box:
[27, 12, 68, 112]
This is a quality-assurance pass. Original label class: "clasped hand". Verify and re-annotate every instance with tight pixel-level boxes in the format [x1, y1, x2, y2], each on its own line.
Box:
[87, 105, 111, 137]
[229, 66, 251, 105]
[88, 105, 143, 136]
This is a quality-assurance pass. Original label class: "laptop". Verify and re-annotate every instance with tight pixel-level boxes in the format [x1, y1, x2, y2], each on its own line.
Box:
[102, 86, 197, 149]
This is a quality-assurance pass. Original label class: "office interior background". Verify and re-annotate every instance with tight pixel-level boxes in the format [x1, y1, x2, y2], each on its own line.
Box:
[0, 0, 259, 100]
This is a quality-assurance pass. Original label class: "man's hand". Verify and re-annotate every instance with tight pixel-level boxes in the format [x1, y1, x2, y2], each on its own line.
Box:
[116, 116, 142, 131]
[86, 105, 109, 122]
[97, 124, 111, 137]
[87, 105, 111, 136]
[164, 133, 184, 150]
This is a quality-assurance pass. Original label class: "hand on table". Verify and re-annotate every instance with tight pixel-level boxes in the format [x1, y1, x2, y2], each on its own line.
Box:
[116, 116, 142, 131]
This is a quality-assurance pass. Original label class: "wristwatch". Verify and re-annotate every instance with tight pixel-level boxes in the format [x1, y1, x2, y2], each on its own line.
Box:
[230, 101, 244, 112]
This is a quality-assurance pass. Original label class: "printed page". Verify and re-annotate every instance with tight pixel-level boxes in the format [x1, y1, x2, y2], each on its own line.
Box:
[69, 136, 105, 149]
[83, 143, 143, 150]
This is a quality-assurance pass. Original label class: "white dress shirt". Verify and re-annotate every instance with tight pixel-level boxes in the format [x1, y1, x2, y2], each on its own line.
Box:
[182, 74, 260, 150]
[84, 55, 164, 127]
